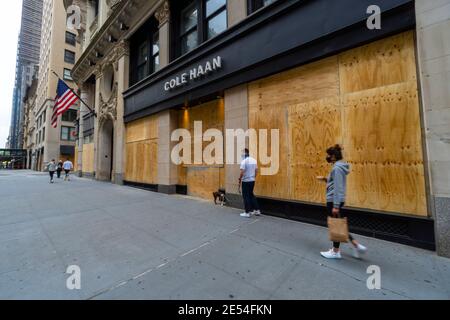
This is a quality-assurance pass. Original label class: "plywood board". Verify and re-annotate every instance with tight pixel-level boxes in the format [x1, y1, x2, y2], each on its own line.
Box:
[82, 143, 95, 173]
[343, 81, 427, 215]
[125, 114, 159, 184]
[339, 31, 417, 94]
[288, 97, 342, 203]
[247, 31, 427, 216]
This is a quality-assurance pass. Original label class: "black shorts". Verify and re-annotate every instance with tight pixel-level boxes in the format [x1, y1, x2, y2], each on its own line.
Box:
[64, 170, 70, 174]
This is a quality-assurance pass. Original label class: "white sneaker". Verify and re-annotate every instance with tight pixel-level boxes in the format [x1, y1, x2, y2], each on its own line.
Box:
[352, 243, 367, 259]
[252, 210, 261, 216]
[320, 249, 342, 259]
[240, 212, 252, 218]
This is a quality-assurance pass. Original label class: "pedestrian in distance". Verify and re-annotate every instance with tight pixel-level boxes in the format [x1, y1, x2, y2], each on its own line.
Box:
[317, 144, 367, 259]
[239, 148, 261, 218]
[63, 158, 73, 181]
[56, 160, 63, 179]
[47, 159, 57, 184]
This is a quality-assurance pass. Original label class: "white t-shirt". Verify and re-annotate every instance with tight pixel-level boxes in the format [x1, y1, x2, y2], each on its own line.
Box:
[63, 161, 73, 170]
[240, 156, 258, 182]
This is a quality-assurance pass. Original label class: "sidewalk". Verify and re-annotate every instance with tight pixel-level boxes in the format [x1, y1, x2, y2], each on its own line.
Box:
[1, 170, 449, 299]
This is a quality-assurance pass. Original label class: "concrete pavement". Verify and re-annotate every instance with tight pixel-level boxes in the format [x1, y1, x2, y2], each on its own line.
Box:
[0, 170, 449, 300]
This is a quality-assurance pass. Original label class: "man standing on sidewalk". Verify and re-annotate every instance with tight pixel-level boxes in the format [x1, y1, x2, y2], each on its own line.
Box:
[239, 148, 261, 218]
[63, 158, 73, 181]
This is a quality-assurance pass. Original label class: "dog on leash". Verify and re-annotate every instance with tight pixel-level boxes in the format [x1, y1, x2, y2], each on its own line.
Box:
[213, 188, 227, 206]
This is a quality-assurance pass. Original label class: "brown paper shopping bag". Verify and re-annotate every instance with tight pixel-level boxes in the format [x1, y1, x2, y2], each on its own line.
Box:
[327, 216, 350, 243]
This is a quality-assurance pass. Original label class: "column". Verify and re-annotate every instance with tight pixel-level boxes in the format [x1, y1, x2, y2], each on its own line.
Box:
[155, 1, 170, 67]
[224, 84, 249, 207]
[416, 0, 450, 257]
[77, 86, 89, 177]
[114, 41, 130, 185]
[227, 0, 247, 27]
[93, 70, 102, 179]
[157, 109, 179, 194]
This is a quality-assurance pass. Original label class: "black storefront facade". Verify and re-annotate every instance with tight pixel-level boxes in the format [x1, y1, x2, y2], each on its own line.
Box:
[122, 0, 435, 250]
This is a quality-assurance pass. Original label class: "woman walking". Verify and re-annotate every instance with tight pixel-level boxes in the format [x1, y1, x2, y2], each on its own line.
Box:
[317, 145, 367, 259]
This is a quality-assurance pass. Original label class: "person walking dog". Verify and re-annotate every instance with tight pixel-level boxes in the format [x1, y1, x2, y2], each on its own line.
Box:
[317, 145, 367, 259]
[47, 159, 57, 184]
[239, 148, 261, 218]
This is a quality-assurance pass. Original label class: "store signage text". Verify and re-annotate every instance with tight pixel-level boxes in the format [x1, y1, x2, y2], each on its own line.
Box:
[164, 56, 223, 91]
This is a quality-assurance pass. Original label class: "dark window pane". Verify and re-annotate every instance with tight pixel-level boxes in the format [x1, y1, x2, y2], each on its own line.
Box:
[63, 69, 73, 81]
[181, 2, 197, 33]
[152, 32, 160, 56]
[153, 55, 160, 72]
[64, 50, 75, 64]
[207, 9, 227, 39]
[137, 65, 146, 81]
[206, 0, 226, 17]
[181, 30, 198, 54]
[62, 109, 77, 122]
[65, 31, 76, 46]
[137, 42, 148, 65]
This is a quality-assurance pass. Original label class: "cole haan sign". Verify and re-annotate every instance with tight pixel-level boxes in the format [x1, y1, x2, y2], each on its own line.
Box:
[164, 56, 223, 91]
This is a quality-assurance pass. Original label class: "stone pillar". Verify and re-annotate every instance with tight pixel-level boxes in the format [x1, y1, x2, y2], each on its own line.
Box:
[93, 69, 102, 179]
[416, 0, 450, 257]
[114, 41, 130, 185]
[227, 0, 248, 27]
[157, 109, 179, 194]
[77, 87, 89, 177]
[155, 1, 170, 67]
[224, 84, 249, 207]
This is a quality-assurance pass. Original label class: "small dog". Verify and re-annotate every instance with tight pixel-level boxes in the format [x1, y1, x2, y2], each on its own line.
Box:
[213, 188, 227, 206]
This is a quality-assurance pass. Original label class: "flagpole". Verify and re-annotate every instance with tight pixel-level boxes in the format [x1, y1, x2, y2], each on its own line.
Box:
[51, 70, 97, 117]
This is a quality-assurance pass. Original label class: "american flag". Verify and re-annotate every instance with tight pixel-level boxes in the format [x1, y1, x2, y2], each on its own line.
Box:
[51, 79, 79, 128]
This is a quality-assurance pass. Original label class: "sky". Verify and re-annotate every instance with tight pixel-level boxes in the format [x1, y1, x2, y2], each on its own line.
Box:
[0, 0, 22, 148]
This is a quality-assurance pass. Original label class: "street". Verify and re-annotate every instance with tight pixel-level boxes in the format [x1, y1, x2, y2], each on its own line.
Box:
[1, 170, 449, 300]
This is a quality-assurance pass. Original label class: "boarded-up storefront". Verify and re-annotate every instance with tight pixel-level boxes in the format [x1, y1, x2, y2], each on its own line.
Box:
[249, 31, 427, 216]
[124, 115, 159, 185]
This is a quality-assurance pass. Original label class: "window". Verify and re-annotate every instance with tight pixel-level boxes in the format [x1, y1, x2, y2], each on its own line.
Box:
[42, 128, 45, 142]
[248, 0, 277, 14]
[65, 31, 76, 46]
[84, 134, 93, 144]
[64, 50, 76, 64]
[62, 109, 78, 122]
[174, 0, 228, 58]
[180, 2, 198, 55]
[61, 126, 77, 141]
[129, 18, 160, 85]
[63, 68, 73, 81]
[205, 0, 227, 40]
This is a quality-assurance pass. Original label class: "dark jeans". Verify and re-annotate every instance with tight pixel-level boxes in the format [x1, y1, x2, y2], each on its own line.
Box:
[242, 181, 260, 213]
[49, 171, 55, 181]
[327, 202, 354, 249]
[57, 169, 62, 178]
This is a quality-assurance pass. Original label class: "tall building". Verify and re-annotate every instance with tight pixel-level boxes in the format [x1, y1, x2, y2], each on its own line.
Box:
[7, 0, 43, 149]
[33, 0, 81, 170]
